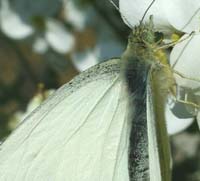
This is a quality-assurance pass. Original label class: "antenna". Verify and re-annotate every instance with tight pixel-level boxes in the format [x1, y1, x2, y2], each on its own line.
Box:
[140, 0, 156, 24]
[109, 0, 133, 27]
[109, 0, 120, 11]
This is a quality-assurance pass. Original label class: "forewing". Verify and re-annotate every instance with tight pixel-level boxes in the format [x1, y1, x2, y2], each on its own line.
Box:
[146, 76, 171, 181]
[0, 59, 130, 181]
[197, 110, 200, 129]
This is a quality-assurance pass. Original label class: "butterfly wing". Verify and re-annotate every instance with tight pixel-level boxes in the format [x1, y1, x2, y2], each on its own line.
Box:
[147, 72, 171, 181]
[0, 59, 130, 181]
[197, 112, 200, 128]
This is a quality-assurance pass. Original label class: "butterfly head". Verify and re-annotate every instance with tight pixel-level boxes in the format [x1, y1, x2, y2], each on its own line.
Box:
[129, 16, 162, 48]
[126, 16, 165, 62]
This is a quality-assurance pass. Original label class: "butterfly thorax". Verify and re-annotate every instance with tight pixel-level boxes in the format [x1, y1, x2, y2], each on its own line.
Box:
[122, 19, 175, 181]
[126, 20, 161, 63]
[123, 20, 176, 97]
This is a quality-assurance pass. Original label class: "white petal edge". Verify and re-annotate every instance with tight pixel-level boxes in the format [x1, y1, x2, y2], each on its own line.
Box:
[119, 0, 172, 32]
[0, 0, 33, 39]
[170, 33, 200, 89]
[163, 0, 200, 33]
[45, 19, 75, 54]
[166, 103, 194, 135]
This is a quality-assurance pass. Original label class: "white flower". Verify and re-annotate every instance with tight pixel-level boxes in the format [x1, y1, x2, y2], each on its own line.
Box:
[0, 0, 33, 39]
[44, 19, 75, 54]
[162, 0, 200, 33]
[166, 103, 193, 135]
[63, 0, 89, 31]
[0, 0, 75, 54]
[119, 0, 200, 134]
[72, 38, 124, 72]
[33, 19, 75, 54]
[170, 33, 200, 89]
[72, 49, 99, 71]
[72, 35, 125, 72]
[66, 0, 125, 72]
[33, 37, 49, 54]
[119, 0, 200, 33]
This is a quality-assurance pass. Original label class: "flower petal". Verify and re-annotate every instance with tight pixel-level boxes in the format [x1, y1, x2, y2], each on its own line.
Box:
[166, 104, 194, 135]
[0, 0, 33, 39]
[33, 37, 48, 54]
[45, 19, 75, 54]
[72, 49, 99, 71]
[119, 0, 171, 32]
[63, 0, 88, 31]
[170, 33, 200, 89]
[163, 0, 200, 33]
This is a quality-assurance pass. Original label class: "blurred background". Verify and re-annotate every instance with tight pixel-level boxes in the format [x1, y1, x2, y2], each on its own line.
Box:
[0, 0, 199, 180]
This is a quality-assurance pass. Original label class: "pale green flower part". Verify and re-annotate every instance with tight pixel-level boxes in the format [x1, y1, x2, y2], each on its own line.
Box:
[119, 0, 200, 134]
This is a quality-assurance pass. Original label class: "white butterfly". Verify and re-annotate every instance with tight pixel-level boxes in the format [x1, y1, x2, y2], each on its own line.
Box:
[0, 20, 172, 181]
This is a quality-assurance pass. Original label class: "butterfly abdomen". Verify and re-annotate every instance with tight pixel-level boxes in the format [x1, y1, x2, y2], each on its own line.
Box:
[122, 48, 152, 180]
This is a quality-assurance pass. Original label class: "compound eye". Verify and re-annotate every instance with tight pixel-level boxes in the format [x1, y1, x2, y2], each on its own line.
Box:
[154, 32, 164, 43]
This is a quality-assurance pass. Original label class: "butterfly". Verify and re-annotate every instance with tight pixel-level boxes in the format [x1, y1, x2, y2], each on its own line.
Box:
[0, 14, 175, 181]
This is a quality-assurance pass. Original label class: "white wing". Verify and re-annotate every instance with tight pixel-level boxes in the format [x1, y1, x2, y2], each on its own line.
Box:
[0, 59, 130, 181]
[147, 76, 171, 181]
[197, 109, 200, 129]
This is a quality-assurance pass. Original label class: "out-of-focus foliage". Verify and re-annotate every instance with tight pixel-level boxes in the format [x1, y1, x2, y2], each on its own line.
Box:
[0, 0, 128, 139]
[0, 0, 199, 180]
